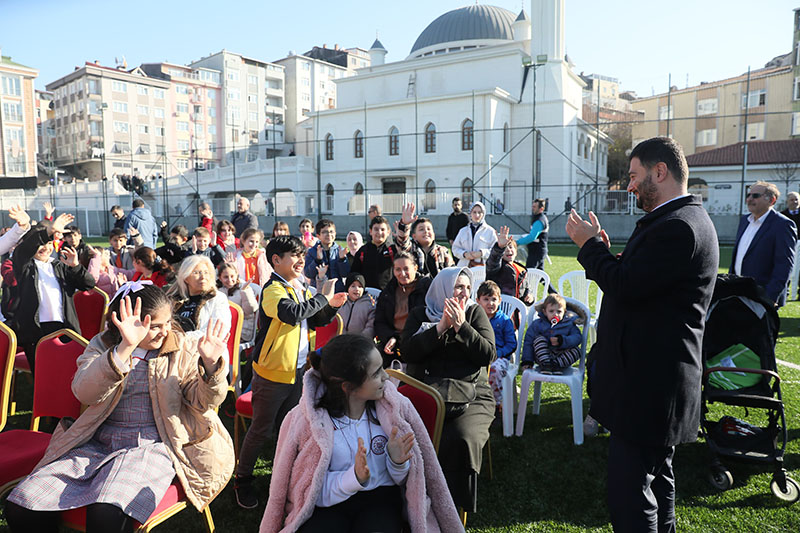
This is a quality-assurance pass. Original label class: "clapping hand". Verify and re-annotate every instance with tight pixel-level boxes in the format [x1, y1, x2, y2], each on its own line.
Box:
[112, 296, 152, 352]
[198, 319, 228, 370]
[317, 245, 324, 261]
[225, 252, 236, 263]
[60, 246, 79, 267]
[354, 437, 370, 485]
[497, 226, 511, 248]
[329, 292, 348, 308]
[387, 427, 414, 465]
[444, 297, 466, 332]
[7, 205, 30, 230]
[566, 209, 609, 249]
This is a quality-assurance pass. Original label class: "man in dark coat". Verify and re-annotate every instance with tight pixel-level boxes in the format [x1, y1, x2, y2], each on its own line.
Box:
[567, 137, 719, 533]
[231, 197, 259, 238]
[731, 181, 797, 307]
[445, 197, 469, 245]
[781, 191, 800, 300]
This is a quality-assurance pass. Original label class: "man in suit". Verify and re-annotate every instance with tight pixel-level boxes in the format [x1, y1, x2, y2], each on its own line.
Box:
[731, 181, 797, 307]
[566, 137, 719, 533]
[780, 191, 800, 300]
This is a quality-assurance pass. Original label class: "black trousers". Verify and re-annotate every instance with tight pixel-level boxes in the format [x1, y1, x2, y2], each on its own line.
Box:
[297, 485, 403, 533]
[607, 433, 676, 533]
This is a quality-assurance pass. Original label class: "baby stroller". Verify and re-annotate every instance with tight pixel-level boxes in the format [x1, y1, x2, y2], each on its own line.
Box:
[700, 274, 798, 502]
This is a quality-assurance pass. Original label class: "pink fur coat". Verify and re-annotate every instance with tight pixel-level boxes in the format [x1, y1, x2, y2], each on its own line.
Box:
[260, 370, 464, 532]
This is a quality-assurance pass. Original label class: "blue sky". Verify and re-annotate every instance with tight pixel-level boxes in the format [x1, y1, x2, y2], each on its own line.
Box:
[1, 0, 795, 97]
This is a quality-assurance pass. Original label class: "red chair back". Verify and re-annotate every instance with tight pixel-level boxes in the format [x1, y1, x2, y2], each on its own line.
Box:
[227, 302, 244, 388]
[73, 288, 109, 340]
[386, 369, 445, 453]
[0, 321, 18, 430]
[313, 314, 343, 351]
[31, 329, 88, 431]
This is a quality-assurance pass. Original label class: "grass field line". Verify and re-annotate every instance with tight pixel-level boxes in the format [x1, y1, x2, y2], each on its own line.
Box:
[777, 358, 800, 371]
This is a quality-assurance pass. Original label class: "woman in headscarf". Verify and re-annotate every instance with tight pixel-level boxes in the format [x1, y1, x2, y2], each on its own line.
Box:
[451, 201, 497, 267]
[399, 266, 495, 520]
[344, 230, 363, 263]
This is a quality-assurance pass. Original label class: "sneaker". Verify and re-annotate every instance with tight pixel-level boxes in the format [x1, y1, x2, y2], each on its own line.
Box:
[234, 475, 258, 509]
[583, 414, 599, 438]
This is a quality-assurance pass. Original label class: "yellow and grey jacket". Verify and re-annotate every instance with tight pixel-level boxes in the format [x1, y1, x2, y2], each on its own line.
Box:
[252, 273, 338, 384]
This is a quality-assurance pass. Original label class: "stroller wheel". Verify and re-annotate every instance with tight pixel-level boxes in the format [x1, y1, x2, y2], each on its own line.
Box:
[709, 468, 733, 491]
[770, 477, 800, 503]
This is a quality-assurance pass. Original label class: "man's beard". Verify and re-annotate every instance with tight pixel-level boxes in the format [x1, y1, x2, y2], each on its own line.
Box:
[635, 172, 658, 212]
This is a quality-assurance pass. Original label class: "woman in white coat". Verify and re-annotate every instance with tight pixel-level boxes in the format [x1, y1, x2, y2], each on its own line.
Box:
[451, 202, 497, 267]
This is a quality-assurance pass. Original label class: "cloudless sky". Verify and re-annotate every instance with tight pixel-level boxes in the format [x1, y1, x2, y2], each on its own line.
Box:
[1, 0, 796, 97]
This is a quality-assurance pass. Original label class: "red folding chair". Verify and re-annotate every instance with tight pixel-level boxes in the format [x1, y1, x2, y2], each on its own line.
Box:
[0, 328, 87, 499]
[385, 368, 445, 453]
[73, 287, 110, 340]
[227, 301, 244, 393]
[234, 314, 342, 459]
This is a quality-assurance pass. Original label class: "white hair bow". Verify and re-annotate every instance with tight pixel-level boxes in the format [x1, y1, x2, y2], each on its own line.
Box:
[113, 279, 154, 302]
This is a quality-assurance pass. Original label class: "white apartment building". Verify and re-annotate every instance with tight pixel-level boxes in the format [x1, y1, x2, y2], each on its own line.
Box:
[1, 50, 38, 188]
[189, 50, 286, 163]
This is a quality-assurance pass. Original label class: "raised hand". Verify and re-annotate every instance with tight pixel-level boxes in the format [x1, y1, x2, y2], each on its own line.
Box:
[60, 246, 79, 267]
[128, 226, 140, 237]
[383, 337, 397, 355]
[191, 235, 198, 253]
[112, 295, 152, 351]
[51, 213, 74, 235]
[320, 279, 336, 301]
[354, 437, 370, 485]
[329, 292, 348, 308]
[317, 245, 324, 261]
[338, 246, 347, 260]
[566, 209, 602, 248]
[7, 205, 30, 229]
[198, 318, 228, 369]
[43, 201, 54, 218]
[400, 202, 417, 226]
[160, 220, 168, 229]
[316, 263, 328, 279]
[497, 225, 511, 248]
[116, 272, 128, 285]
[387, 426, 415, 465]
[226, 251, 236, 263]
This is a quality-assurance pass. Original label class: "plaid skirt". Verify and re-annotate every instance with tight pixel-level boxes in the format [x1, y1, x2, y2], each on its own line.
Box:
[8, 349, 175, 523]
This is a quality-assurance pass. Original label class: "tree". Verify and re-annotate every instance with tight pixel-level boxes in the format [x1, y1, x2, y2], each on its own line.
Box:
[772, 161, 800, 199]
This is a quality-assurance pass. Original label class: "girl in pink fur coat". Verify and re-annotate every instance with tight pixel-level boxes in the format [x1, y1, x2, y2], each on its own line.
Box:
[260, 334, 463, 533]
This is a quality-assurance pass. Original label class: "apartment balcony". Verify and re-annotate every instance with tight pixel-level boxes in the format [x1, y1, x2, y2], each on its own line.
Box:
[265, 86, 283, 97]
[265, 104, 283, 116]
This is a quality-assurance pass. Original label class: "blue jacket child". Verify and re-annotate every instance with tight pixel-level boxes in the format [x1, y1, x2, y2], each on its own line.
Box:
[303, 241, 351, 292]
[521, 309, 582, 365]
[489, 308, 517, 360]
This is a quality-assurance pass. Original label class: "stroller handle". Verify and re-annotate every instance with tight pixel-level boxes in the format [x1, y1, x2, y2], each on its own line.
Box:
[703, 366, 781, 383]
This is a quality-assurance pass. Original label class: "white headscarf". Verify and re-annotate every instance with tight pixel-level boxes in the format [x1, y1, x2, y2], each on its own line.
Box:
[469, 201, 487, 226]
[346, 231, 363, 254]
[424, 266, 475, 322]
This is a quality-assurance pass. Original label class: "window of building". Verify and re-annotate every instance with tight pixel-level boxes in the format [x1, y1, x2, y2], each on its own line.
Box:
[388, 126, 399, 156]
[325, 133, 334, 160]
[208, 107, 216, 118]
[177, 159, 189, 170]
[228, 88, 240, 100]
[87, 79, 101, 95]
[137, 86, 149, 96]
[247, 94, 257, 103]
[112, 141, 130, 153]
[138, 143, 150, 154]
[113, 121, 129, 133]
[137, 105, 148, 115]
[461, 178, 473, 206]
[354, 182, 364, 195]
[696, 128, 717, 147]
[697, 98, 718, 116]
[248, 111, 258, 123]
[153, 88, 165, 100]
[423, 179, 436, 211]
[741, 89, 766, 109]
[178, 139, 190, 152]
[113, 102, 128, 113]
[138, 124, 149, 134]
[89, 121, 101, 136]
[248, 74, 258, 85]
[177, 121, 189, 131]
[176, 103, 188, 113]
[175, 84, 189, 95]
[741, 121, 765, 141]
[794, 78, 800, 101]
[208, 124, 216, 135]
[503, 123, 510, 152]
[461, 118, 474, 151]
[658, 105, 673, 120]
[154, 108, 165, 119]
[302, 78, 310, 87]
[227, 70, 240, 82]
[207, 89, 216, 100]
[301, 62, 310, 71]
[156, 127, 165, 136]
[354, 130, 364, 158]
[2, 102, 22, 122]
[112, 80, 127, 93]
[325, 183, 334, 212]
[424, 123, 436, 153]
[793, 112, 800, 136]
[3, 126, 25, 173]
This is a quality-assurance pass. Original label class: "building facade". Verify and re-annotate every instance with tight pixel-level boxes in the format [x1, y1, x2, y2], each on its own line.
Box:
[34, 89, 56, 181]
[1, 50, 38, 188]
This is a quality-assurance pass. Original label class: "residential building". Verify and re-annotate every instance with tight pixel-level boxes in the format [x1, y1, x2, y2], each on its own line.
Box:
[1, 50, 38, 188]
[139, 62, 223, 171]
[275, 44, 370, 153]
[35, 90, 56, 181]
[46, 61, 171, 182]
[189, 50, 286, 164]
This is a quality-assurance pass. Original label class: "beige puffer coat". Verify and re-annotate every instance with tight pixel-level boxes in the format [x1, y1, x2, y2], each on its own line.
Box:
[34, 330, 234, 511]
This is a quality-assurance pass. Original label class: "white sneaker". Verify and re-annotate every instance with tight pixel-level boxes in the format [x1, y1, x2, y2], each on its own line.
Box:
[583, 414, 599, 437]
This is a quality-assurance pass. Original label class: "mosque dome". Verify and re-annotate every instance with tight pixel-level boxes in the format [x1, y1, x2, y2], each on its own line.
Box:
[409, 5, 517, 58]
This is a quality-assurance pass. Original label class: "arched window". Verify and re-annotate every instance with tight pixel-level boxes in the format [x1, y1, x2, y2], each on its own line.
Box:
[503, 123, 509, 153]
[577, 134, 583, 156]
[354, 130, 363, 158]
[325, 183, 334, 212]
[423, 179, 436, 211]
[350, 182, 364, 214]
[325, 133, 334, 160]
[388, 126, 399, 156]
[354, 182, 364, 195]
[462, 178, 473, 206]
[424, 123, 436, 153]
[502, 179, 509, 213]
[461, 118, 474, 151]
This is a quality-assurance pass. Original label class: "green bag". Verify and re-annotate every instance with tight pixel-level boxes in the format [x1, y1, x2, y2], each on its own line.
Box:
[706, 344, 762, 390]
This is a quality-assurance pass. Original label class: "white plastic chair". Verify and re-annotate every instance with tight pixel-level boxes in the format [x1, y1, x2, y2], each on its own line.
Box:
[498, 295, 527, 437]
[469, 265, 486, 297]
[365, 287, 381, 300]
[558, 270, 603, 346]
[515, 297, 590, 445]
[525, 268, 551, 305]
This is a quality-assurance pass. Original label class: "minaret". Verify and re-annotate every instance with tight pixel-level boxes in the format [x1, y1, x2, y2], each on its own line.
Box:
[512, 9, 531, 42]
[368, 38, 387, 66]
[531, 0, 564, 62]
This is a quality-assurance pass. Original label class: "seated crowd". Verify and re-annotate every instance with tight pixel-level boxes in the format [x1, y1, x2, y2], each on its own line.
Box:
[0, 196, 569, 532]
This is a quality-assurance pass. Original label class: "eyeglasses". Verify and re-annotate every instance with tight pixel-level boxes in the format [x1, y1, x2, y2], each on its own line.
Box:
[746, 193, 764, 199]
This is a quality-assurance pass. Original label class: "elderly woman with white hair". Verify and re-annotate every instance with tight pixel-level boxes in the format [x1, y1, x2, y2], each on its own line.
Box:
[170, 254, 231, 340]
[451, 201, 497, 267]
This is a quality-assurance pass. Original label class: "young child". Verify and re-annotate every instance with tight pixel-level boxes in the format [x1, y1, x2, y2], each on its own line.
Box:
[234, 227, 272, 286]
[107, 228, 135, 270]
[487, 225, 535, 305]
[62, 225, 87, 258]
[521, 293, 583, 373]
[298, 218, 317, 249]
[83, 245, 124, 296]
[349, 216, 400, 290]
[476, 280, 517, 406]
[119, 247, 175, 288]
[155, 222, 189, 265]
[336, 272, 375, 339]
[217, 262, 258, 342]
[235, 235, 348, 509]
[272, 221, 290, 238]
[216, 219, 239, 255]
[191, 226, 225, 267]
[260, 334, 461, 532]
[304, 219, 350, 291]
[394, 203, 454, 277]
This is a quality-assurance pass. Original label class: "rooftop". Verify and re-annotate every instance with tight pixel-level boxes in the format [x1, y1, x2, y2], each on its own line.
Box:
[686, 140, 800, 167]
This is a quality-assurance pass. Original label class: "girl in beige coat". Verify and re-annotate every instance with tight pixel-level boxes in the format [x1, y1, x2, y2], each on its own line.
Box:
[5, 282, 234, 533]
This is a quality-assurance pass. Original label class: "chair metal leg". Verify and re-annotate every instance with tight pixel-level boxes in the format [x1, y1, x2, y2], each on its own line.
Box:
[482, 439, 493, 480]
[203, 505, 215, 533]
[458, 509, 467, 527]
